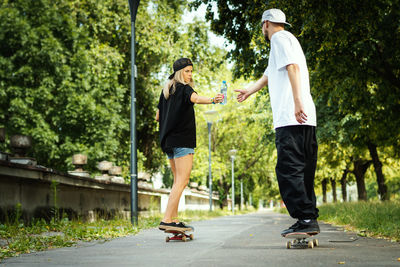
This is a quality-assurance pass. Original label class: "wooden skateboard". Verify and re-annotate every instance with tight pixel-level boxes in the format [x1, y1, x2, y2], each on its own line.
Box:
[164, 229, 193, 242]
[284, 232, 319, 249]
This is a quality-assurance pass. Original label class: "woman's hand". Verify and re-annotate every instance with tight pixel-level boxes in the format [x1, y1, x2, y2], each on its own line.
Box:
[213, 93, 224, 103]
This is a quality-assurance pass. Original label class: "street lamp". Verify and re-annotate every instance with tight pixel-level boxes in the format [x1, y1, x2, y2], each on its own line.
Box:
[204, 109, 218, 211]
[228, 149, 237, 214]
[128, 0, 140, 226]
[240, 176, 244, 210]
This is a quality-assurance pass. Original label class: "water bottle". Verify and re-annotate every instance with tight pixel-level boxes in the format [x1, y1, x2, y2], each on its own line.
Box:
[220, 81, 227, 105]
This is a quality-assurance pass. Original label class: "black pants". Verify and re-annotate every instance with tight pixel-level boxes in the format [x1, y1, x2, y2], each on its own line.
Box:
[275, 125, 319, 220]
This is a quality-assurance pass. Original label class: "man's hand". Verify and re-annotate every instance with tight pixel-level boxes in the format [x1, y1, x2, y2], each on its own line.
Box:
[294, 100, 307, 124]
[235, 89, 250, 102]
[234, 76, 268, 103]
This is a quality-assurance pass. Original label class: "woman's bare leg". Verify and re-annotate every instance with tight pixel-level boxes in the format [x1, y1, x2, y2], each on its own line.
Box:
[162, 154, 193, 223]
[168, 159, 179, 223]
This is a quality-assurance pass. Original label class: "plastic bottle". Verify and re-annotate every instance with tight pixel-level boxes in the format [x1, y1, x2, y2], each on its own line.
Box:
[220, 81, 227, 105]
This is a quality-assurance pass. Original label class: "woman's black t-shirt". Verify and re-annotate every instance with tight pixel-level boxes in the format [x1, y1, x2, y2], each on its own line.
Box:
[157, 82, 196, 153]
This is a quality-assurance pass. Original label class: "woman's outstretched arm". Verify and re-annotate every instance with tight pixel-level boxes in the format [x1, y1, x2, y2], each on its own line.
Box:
[190, 93, 224, 104]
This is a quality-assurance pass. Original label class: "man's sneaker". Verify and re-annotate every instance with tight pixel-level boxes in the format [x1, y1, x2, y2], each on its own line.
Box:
[281, 219, 320, 236]
[296, 219, 320, 235]
[158, 221, 176, 231]
[281, 221, 301, 236]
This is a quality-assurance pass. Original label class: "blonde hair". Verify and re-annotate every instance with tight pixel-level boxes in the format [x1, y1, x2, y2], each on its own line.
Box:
[163, 69, 195, 100]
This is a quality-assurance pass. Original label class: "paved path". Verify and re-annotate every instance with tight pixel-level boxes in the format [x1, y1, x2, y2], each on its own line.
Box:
[2, 211, 399, 266]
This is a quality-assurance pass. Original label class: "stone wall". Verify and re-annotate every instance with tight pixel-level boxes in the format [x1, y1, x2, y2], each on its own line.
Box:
[0, 160, 220, 222]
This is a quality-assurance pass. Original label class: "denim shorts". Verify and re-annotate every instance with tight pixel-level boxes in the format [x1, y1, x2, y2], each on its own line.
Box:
[166, 147, 195, 159]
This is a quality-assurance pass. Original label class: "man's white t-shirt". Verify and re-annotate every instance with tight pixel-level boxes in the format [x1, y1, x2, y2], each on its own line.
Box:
[264, 30, 316, 129]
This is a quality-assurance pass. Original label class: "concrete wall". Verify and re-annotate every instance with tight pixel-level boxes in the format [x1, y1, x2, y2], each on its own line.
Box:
[0, 160, 220, 222]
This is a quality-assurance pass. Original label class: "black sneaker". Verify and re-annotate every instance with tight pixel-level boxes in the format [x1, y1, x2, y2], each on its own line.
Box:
[296, 219, 320, 235]
[175, 222, 194, 231]
[292, 219, 320, 235]
[281, 221, 301, 236]
[158, 221, 176, 231]
[281, 219, 320, 236]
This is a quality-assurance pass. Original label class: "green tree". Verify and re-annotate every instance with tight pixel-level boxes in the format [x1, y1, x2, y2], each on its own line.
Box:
[189, 74, 278, 208]
[0, 0, 226, 178]
[192, 0, 400, 201]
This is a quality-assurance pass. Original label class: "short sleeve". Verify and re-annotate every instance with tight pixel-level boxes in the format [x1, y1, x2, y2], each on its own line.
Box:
[264, 66, 269, 77]
[157, 90, 163, 109]
[273, 35, 298, 70]
[183, 85, 196, 105]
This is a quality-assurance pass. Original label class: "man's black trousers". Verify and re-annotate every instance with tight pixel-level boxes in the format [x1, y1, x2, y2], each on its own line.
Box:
[275, 125, 319, 220]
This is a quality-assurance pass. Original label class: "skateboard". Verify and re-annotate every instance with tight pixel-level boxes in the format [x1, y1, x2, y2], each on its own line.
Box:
[164, 229, 193, 242]
[283, 232, 319, 249]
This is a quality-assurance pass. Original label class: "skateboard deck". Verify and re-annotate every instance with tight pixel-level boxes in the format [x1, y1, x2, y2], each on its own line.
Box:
[164, 229, 193, 242]
[283, 232, 319, 249]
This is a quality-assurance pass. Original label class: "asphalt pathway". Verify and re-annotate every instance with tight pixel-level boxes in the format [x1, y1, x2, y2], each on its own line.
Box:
[2, 210, 400, 266]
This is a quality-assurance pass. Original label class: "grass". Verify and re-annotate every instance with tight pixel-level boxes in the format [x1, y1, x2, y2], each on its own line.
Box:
[318, 201, 400, 241]
[0, 208, 254, 261]
[278, 201, 400, 241]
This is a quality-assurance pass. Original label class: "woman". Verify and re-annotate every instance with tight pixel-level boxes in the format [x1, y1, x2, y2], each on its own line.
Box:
[156, 58, 223, 231]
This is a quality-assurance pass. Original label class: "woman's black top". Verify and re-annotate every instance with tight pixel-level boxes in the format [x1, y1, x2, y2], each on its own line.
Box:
[157, 82, 196, 153]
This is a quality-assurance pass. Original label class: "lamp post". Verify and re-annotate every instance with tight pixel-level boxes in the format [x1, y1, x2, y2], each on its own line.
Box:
[240, 177, 244, 210]
[204, 110, 218, 211]
[128, 0, 140, 226]
[228, 149, 237, 214]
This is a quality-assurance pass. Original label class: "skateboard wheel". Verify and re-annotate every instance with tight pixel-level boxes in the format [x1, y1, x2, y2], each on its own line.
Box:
[182, 235, 187, 242]
[286, 241, 291, 249]
[307, 240, 314, 248]
[313, 239, 318, 247]
[190, 234, 194, 240]
[166, 236, 170, 242]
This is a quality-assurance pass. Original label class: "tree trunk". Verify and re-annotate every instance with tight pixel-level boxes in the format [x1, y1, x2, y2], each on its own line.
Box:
[218, 176, 229, 209]
[340, 169, 349, 202]
[367, 142, 389, 200]
[330, 178, 337, 202]
[322, 178, 328, 203]
[352, 159, 372, 201]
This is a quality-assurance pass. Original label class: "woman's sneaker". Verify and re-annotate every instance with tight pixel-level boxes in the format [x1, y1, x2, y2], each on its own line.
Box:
[158, 221, 176, 231]
[159, 221, 194, 232]
[174, 222, 194, 231]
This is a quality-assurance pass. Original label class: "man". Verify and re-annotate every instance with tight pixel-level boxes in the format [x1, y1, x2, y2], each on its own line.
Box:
[235, 8, 319, 236]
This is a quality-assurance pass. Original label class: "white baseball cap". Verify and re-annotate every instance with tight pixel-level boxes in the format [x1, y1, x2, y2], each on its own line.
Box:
[261, 9, 291, 27]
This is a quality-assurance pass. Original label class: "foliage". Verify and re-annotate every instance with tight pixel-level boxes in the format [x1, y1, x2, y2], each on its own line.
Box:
[1, 0, 129, 170]
[278, 201, 400, 240]
[0, 0, 225, 175]
[189, 76, 279, 207]
[0, 216, 138, 260]
[0, 0, 278, 205]
[2, 0, 398, 203]
[192, 0, 400, 201]
[318, 201, 400, 241]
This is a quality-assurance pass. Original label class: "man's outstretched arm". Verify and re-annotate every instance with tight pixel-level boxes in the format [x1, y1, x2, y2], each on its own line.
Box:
[235, 75, 268, 102]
